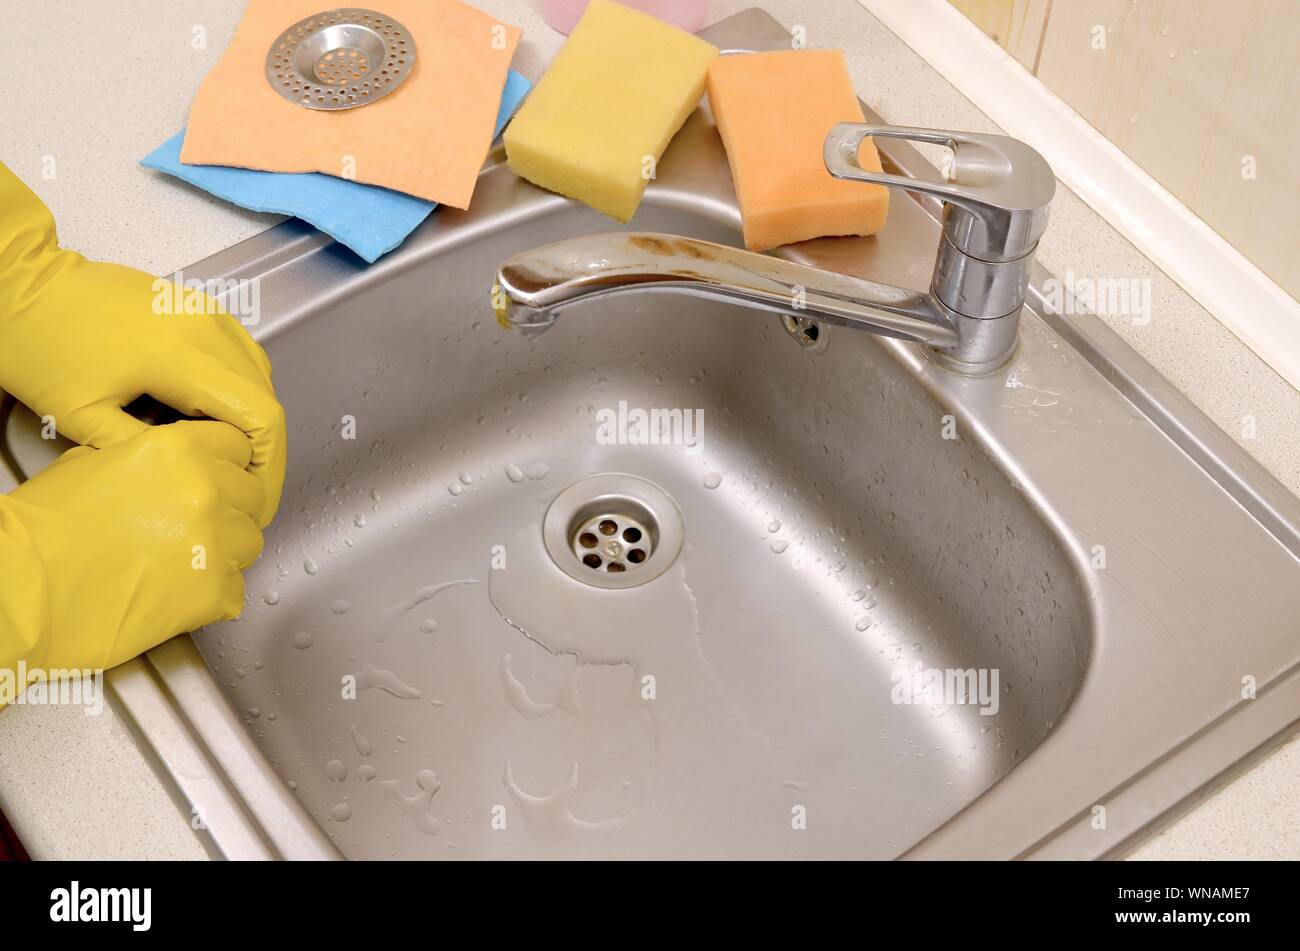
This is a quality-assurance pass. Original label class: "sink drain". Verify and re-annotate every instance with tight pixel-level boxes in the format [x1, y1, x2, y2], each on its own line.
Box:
[266, 8, 417, 111]
[543, 474, 684, 589]
[782, 314, 830, 353]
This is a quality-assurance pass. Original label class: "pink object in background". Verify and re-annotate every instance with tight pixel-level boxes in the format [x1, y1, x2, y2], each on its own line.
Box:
[537, 0, 710, 34]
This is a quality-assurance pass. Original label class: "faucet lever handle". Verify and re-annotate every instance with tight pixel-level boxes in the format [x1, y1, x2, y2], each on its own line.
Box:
[823, 123, 1055, 263]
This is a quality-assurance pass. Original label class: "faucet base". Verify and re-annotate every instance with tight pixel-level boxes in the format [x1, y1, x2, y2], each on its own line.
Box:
[926, 339, 1018, 376]
[928, 301, 1021, 375]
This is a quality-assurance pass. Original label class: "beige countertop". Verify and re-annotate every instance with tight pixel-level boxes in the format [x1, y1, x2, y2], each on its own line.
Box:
[1, 0, 1296, 860]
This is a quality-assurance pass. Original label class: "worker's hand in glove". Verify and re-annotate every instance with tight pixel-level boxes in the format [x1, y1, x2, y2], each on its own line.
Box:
[0, 163, 285, 527]
[0, 422, 264, 673]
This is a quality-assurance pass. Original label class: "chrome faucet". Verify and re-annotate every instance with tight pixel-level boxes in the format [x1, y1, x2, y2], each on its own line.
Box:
[494, 124, 1055, 374]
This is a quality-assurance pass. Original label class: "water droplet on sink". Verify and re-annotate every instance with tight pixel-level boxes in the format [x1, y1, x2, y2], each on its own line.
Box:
[525, 461, 550, 480]
[330, 802, 351, 821]
[458, 471, 473, 485]
[419, 619, 439, 634]
[292, 630, 315, 650]
[703, 472, 722, 489]
[851, 588, 867, 601]
[770, 540, 789, 554]
[304, 558, 319, 575]
[505, 464, 525, 483]
[767, 519, 782, 533]
[326, 759, 347, 782]
[370, 489, 382, 501]
[263, 591, 280, 605]
[358, 765, 377, 781]
[354, 514, 367, 527]
[448, 483, 464, 496]
[855, 618, 873, 631]
[330, 599, 351, 616]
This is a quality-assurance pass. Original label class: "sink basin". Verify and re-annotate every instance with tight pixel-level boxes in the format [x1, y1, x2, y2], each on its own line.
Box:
[5, 9, 1299, 860]
[189, 157, 1092, 860]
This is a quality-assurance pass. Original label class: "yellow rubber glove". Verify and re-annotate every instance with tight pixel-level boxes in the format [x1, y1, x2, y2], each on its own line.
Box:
[0, 163, 285, 527]
[0, 422, 264, 677]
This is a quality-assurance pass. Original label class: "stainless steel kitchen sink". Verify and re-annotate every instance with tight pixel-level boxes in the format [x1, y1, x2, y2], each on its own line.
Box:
[4, 9, 1299, 859]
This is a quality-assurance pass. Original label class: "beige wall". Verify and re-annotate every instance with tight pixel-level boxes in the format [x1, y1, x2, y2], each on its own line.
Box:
[950, 0, 1299, 300]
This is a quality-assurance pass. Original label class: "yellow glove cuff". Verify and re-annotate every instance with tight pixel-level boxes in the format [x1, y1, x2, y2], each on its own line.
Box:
[0, 494, 53, 692]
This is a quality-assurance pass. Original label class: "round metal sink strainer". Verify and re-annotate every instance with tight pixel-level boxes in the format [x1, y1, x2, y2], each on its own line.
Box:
[543, 474, 685, 590]
[266, 8, 417, 111]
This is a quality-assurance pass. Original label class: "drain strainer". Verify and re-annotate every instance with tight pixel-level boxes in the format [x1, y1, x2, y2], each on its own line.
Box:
[266, 8, 417, 111]
[543, 474, 685, 590]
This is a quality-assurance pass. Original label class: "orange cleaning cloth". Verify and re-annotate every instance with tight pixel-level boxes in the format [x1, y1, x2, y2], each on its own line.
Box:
[706, 50, 889, 251]
[180, 0, 521, 208]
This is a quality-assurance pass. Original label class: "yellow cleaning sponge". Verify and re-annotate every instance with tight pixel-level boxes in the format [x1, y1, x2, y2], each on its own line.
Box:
[707, 49, 889, 251]
[504, 0, 718, 223]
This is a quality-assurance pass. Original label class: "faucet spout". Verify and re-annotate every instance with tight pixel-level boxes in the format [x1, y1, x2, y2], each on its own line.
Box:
[494, 232, 960, 350]
[494, 123, 1053, 373]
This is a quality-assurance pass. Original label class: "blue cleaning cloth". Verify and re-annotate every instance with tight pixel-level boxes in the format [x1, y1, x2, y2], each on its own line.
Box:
[142, 70, 532, 263]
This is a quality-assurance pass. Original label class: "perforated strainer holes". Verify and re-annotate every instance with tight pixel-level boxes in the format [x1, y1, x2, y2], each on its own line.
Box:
[266, 8, 417, 111]
[568, 510, 654, 574]
[315, 49, 369, 85]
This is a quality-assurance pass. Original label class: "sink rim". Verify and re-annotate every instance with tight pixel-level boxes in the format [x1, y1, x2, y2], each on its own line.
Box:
[67, 7, 1300, 859]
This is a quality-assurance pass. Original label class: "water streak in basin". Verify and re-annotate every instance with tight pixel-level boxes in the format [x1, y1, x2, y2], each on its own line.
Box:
[350, 723, 372, 756]
[485, 522, 789, 849]
[500, 653, 581, 719]
[381, 770, 442, 836]
[375, 579, 480, 642]
[357, 662, 422, 699]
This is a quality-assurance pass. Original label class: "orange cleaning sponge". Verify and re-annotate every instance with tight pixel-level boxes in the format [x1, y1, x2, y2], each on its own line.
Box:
[706, 50, 889, 251]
